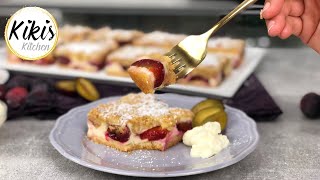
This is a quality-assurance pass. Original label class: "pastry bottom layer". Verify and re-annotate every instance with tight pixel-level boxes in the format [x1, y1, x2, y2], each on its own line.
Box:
[8, 53, 55, 65]
[57, 60, 104, 72]
[178, 74, 222, 87]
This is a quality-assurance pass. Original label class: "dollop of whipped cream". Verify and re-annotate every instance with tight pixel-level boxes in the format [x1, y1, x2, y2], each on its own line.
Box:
[0, 69, 10, 85]
[183, 122, 229, 158]
[0, 100, 8, 127]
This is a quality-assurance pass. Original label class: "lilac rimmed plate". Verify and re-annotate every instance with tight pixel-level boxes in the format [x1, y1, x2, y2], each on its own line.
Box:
[49, 93, 259, 177]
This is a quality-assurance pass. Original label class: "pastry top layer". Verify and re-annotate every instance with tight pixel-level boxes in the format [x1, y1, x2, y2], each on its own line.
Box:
[207, 38, 245, 53]
[88, 93, 193, 134]
[106, 45, 167, 67]
[108, 29, 144, 43]
[90, 28, 144, 43]
[58, 25, 93, 44]
[55, 41, 118, 57]
[133, 31, 186, 48]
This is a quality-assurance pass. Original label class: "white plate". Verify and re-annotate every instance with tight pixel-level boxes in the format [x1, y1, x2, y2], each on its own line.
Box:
[0, 47, 265, 98]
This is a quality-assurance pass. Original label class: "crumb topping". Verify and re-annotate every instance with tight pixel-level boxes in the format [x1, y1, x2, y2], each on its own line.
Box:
[108, 46, 166, 61]
[59, 42, 106, 53]
[207, 38, 245, 49]
[88, 93, 194, 134]
[98, 94, 169, 125]
[134, 31, 186, 47]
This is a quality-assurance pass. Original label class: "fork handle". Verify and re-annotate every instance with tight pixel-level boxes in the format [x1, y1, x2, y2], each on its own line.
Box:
[202, 0, 258, 39]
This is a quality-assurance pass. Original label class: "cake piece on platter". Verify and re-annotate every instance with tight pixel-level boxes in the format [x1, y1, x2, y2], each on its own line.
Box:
[177, 55, 231, 87]
[207, 38, 246, 68]
[54, 41, 118, 72]
[127, 38, 245, 91]
[105, 45, 167, 77]
[87, 93, 194, 152]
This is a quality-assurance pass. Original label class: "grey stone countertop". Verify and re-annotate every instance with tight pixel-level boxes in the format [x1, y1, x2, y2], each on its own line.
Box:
[0, 48, 319, 180]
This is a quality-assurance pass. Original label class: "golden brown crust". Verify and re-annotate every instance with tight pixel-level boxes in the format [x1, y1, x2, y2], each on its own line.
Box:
[169, 108, 194, 123]
[88, 107, 177, 134]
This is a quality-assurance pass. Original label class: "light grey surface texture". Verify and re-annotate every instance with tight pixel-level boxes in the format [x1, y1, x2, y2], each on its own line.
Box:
[0, 48, 320, 179]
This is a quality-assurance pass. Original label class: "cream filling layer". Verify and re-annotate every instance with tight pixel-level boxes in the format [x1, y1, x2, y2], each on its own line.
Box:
[87, 121, 182, 146]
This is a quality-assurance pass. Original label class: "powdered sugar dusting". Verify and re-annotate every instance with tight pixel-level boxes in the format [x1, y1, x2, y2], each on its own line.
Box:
[200, 54, 221, 67]
[99, 94, 170, 125]
[208, 38, 244, 49]
[108, 45, 166, 60]
[62, 42, 104, 53]
[140, 31, 186, 45]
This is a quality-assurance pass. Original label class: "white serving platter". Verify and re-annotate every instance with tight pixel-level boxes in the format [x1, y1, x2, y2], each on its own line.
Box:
[0, 47, 265, 98]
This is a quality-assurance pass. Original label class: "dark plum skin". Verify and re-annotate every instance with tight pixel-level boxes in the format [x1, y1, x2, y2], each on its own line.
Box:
[300, 92, 320, 119]
[106, 126, 131, 143]
[56, 56, 71, 65]
[177, 121, 193, 132]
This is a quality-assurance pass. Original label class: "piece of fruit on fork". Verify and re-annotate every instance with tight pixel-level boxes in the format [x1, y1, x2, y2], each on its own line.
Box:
[87, 93, 193, 152]
[128, 54, 177, 94]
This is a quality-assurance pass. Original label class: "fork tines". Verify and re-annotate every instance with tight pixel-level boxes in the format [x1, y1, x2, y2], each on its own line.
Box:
[166, 47, 189, 78]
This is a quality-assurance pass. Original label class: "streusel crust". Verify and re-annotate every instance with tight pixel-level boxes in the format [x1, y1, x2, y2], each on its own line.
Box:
[88, 93, 192, 134]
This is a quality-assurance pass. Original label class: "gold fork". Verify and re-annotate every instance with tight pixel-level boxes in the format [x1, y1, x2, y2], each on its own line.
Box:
[166, 0, 258, 79]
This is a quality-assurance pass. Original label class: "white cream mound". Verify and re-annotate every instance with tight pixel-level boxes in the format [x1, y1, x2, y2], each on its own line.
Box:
[183, 122, 229, 158]
[0, 100, 8, 127]
[0, 69, 10, 84]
